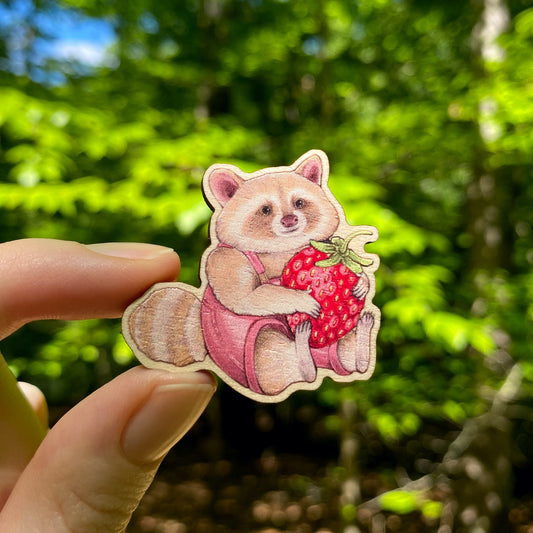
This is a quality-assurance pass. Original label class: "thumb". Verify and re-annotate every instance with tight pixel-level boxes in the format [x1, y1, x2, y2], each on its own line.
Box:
[0, 367, 215, 533]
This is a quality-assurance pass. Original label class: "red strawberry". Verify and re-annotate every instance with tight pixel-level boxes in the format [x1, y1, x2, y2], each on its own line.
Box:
[281, 231, 373, 348]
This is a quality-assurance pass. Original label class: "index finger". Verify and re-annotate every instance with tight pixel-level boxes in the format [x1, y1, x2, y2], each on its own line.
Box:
[0, 238, 180, 505]
[0, 239, 180, 340]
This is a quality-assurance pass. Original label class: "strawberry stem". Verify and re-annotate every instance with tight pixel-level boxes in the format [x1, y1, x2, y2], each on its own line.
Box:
[340, 229, 374, 254]
[311, 229, 374, 273]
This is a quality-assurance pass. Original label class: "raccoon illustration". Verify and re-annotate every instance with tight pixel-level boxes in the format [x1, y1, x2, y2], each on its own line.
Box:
[122, 150, 379, 402]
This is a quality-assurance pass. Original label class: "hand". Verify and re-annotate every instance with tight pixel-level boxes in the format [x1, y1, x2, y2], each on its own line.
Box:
[352, 272, 370, 300]
[297, 291, 321, 318]
[0, 239, 216, 533]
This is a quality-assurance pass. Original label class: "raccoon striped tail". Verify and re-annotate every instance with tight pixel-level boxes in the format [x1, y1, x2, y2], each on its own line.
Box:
[123, 283, 207, 367]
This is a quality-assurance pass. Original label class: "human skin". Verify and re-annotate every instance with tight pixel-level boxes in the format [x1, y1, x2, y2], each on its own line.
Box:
[0, 239, 216, 533]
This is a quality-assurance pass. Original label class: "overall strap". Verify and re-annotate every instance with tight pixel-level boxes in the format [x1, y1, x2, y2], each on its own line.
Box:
[242, 251, 270, 285]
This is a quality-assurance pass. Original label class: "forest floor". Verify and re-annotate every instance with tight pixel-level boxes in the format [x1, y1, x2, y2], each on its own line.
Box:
[129, 449, 432, 533]
[51, 399, 533, 533]
[128, 446, 533, 533]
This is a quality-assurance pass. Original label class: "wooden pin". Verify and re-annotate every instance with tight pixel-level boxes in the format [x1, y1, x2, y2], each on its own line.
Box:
[123, 150, 380, 402]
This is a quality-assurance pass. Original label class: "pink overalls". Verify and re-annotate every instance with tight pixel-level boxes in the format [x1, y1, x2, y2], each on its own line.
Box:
[200, 248, 351, 395]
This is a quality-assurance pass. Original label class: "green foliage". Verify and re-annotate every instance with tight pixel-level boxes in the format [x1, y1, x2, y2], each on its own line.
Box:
[379, 490, 443, 519]
[1, 3, 533, 527]
[5, 319, 131, 405]
[341, 503, 358, 522]
[379, 490, 419, 514]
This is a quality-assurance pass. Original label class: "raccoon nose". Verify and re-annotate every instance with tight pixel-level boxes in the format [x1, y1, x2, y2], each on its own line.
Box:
[281, 214, 298, 228]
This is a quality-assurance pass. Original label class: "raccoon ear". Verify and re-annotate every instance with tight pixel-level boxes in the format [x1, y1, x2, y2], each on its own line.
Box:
[294, 153, 324, 185]
[208, 167, 243, 207]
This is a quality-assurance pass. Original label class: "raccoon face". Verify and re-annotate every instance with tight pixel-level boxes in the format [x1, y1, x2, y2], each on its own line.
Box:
[205, 151, 340, 254]
[213, 173, 339, 254]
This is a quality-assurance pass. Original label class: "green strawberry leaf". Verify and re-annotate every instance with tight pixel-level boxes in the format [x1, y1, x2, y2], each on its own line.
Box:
[343, 257, 363, 274]
[311, 231, 375, 273]
[310, 240, 337, 254]
[315, 253, 342, 268]
[331, 236, 344, 248]
[347, 249, 374, 267]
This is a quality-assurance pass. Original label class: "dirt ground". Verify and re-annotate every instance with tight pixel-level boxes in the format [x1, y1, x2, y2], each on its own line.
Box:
[51, 394, 533, 533]
[128, 445, 533, 533]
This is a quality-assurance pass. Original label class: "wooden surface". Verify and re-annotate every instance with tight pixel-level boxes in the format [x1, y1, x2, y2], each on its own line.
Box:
[123, 150, 380, 402]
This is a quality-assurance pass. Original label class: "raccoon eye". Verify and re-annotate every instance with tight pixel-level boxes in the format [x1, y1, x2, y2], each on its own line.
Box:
[261, 205, 272, 215]
[294, 198, 305, 209]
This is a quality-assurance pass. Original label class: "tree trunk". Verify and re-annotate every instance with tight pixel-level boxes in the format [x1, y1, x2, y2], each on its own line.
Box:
[468, 0, 511, 273]
[339, 397, 362, 533]
[453, 1, 515, 531]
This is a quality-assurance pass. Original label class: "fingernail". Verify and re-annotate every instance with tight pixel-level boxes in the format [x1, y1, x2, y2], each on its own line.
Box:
[122, 382, 215, 464]
[87, 242, 176, 260]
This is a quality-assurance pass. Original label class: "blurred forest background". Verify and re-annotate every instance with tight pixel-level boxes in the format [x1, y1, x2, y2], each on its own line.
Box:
[1, 0, 533, 531]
